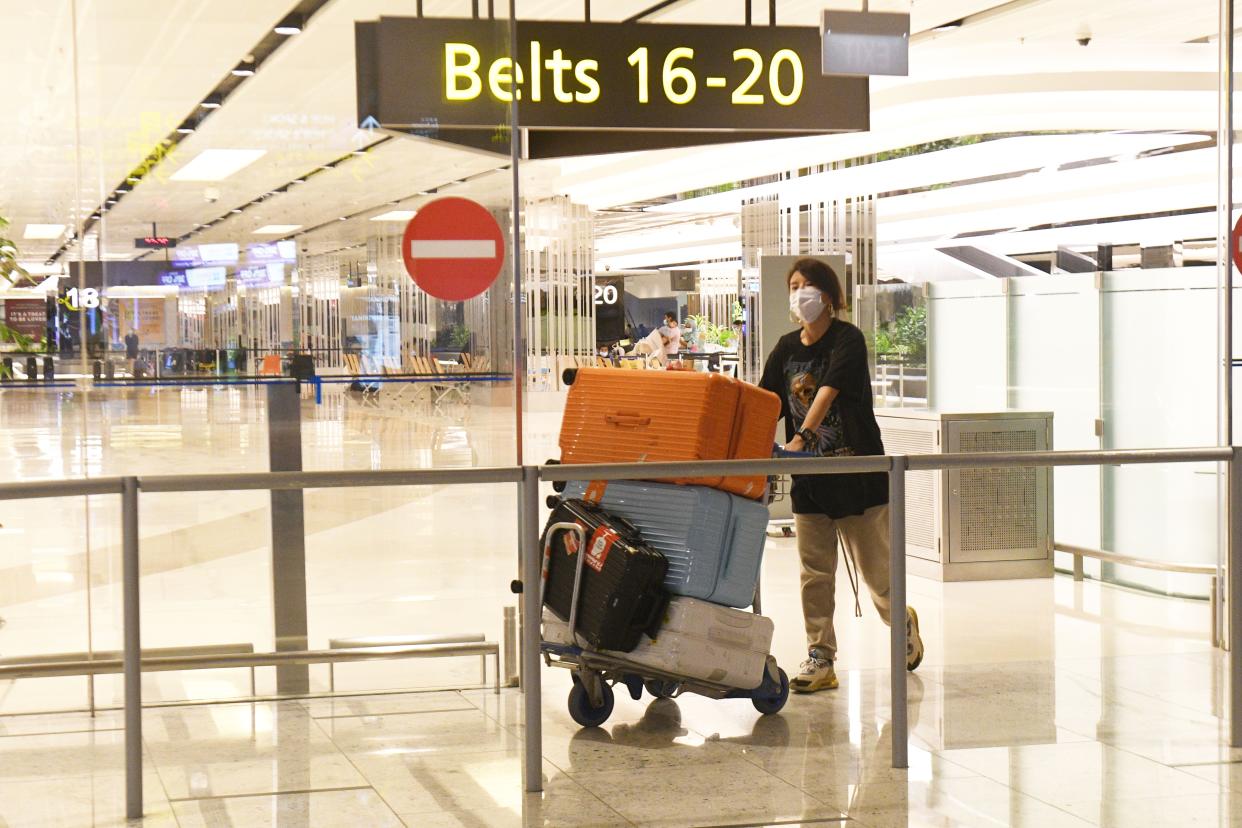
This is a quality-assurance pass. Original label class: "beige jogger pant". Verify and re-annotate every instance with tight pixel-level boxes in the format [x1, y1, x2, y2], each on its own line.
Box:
[794, 504, 892, 659]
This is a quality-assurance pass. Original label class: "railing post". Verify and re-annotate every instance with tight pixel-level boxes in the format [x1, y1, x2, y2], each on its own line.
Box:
[503, 606, 519, 687]
[519, 466, 543, 792]
[889, 455, 909, 769]
[1213, 575, 1221, 649]
[121, 476, 143, 820]
[267, 382, 309, 694]
[1231, 447, 1242, 746]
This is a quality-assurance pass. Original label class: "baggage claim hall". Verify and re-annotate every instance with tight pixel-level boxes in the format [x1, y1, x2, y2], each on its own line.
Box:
[2, 1, 1241, 826]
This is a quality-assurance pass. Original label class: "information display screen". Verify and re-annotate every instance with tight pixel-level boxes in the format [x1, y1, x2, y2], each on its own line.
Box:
[134, 236, 174, 250]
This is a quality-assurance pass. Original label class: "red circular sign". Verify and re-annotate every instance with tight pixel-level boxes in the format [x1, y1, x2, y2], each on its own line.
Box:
[1233, 214, 1242, 277]
[402, 197, 506, 301]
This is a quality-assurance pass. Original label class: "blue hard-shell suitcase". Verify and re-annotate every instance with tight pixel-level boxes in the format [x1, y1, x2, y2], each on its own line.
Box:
[560, 479, 768, 608]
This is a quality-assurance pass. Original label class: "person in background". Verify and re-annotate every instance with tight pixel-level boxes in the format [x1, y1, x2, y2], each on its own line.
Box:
[634, 328, 666, 368]
[658, 312, 682, 367]
[759, 257, 925, 693]
[682, 317, 701, 352]
[124, 329, 140, 374]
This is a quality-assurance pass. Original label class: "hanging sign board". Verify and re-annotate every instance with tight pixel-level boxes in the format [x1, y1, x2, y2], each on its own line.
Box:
[356, 17, 870, 158]
[402, 197, 506, 302]
[820, 11, 910, 78]
[134, 236, 174, 250]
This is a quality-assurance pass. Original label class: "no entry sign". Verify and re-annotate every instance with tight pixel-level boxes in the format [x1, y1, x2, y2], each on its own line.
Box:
[402, 197, 505, 301]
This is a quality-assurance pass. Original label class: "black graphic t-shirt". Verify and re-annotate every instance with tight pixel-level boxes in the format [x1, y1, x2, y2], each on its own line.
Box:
[759, 320, 888, 518]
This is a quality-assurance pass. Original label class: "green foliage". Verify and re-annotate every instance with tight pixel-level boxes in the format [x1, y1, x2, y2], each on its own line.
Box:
[0, 322, 35, 352]
[874, 136, 983, 164]
[892, 305, 927, 360]
[448, 323, 471, 351]
[433, 322, 472, 351]
[873, 305, 926, 362]
[686, 314, 737, 349]
[874, 329, 895, 355]
[0, 216, 32, 288]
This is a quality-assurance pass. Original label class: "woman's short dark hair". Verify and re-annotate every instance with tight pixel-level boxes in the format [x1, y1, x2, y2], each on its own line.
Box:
[664, 312, 677, 322]
[787, 258, 845, 311]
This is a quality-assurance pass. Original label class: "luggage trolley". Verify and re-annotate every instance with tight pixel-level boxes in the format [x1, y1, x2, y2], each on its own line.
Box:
[539, 522, 790, 728]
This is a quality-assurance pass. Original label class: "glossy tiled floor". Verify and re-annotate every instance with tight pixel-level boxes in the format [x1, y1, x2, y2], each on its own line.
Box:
[0, 385, 1234, 826]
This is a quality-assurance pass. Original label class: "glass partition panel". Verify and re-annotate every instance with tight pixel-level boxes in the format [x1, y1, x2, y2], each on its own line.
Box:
[855, 282, 927, 409]
[0, 492, 115, 715]
[925, 280, 1007, 411]
[2, 0, 525, 716]
[1008, 275, 1103, 566]
[1102, 268, 1223, 596]
[303, 482, 519, 695]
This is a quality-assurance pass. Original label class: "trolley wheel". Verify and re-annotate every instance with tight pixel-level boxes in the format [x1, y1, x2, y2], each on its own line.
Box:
[569, 681, 615, 728]
[752, 668, 790, 715]
[644, 679, 679, 699]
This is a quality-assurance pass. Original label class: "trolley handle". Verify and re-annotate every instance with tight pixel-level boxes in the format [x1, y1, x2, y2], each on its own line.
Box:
[541, 521, 589, 647]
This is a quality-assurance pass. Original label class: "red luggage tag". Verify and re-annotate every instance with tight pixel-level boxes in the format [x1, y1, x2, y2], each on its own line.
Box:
[563, 521, 586, 556]
[583, 480, 608, 505]
[585, 526, 620, 573]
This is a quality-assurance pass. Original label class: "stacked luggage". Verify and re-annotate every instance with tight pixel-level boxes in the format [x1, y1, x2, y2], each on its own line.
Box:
[540, 368, 790, 725]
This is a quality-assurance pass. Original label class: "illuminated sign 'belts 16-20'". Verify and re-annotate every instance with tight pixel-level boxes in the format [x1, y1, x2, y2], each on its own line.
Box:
[444, 42, 804, 108]
[356, 17, 869, 146]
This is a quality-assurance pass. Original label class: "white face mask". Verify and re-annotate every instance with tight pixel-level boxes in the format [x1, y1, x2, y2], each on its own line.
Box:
[789, 287, 827, 324]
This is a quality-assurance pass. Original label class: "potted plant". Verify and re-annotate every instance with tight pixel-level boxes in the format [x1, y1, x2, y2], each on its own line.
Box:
[0, 216, 32, 288]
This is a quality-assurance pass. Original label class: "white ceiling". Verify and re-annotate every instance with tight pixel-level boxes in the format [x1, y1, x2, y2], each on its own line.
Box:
[0, 0, 1228, 267]
[591, 131, 1223, 270]
[0, 0, 293, 259]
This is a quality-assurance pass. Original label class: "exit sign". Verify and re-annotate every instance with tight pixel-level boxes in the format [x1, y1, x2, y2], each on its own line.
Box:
[135, 236, 174, 249]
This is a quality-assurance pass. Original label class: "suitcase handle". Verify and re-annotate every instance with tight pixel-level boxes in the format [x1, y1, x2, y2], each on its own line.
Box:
[604, 412, 652, 428]
[610, 514, 642, 540]
[720, 514, 741, 580]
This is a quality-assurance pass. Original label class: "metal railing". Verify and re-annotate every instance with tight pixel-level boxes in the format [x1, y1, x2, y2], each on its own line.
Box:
[1056, 543, 1223, 645]
[0, 446, 1237, 819]
[535, 447, 1240, 786]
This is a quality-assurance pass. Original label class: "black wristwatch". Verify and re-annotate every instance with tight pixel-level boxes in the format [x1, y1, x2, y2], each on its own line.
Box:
[796, 427, 816, 445]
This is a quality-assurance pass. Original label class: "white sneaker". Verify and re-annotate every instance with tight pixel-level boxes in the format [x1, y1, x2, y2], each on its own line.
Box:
[792, 650, 838, 693]
[906, 607, 924, 671]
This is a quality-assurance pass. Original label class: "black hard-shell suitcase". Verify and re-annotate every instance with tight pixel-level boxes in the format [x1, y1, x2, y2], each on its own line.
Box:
[541, 499, 669, 653]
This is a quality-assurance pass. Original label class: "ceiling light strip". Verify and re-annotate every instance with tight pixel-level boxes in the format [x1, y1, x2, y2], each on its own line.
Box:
[282, 164, 512, 242]
[136, 136, 395, 260]
[49, 0, 334, 265]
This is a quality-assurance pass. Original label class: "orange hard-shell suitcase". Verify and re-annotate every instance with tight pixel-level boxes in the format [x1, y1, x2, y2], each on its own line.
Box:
[558, 368, 781, 500]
